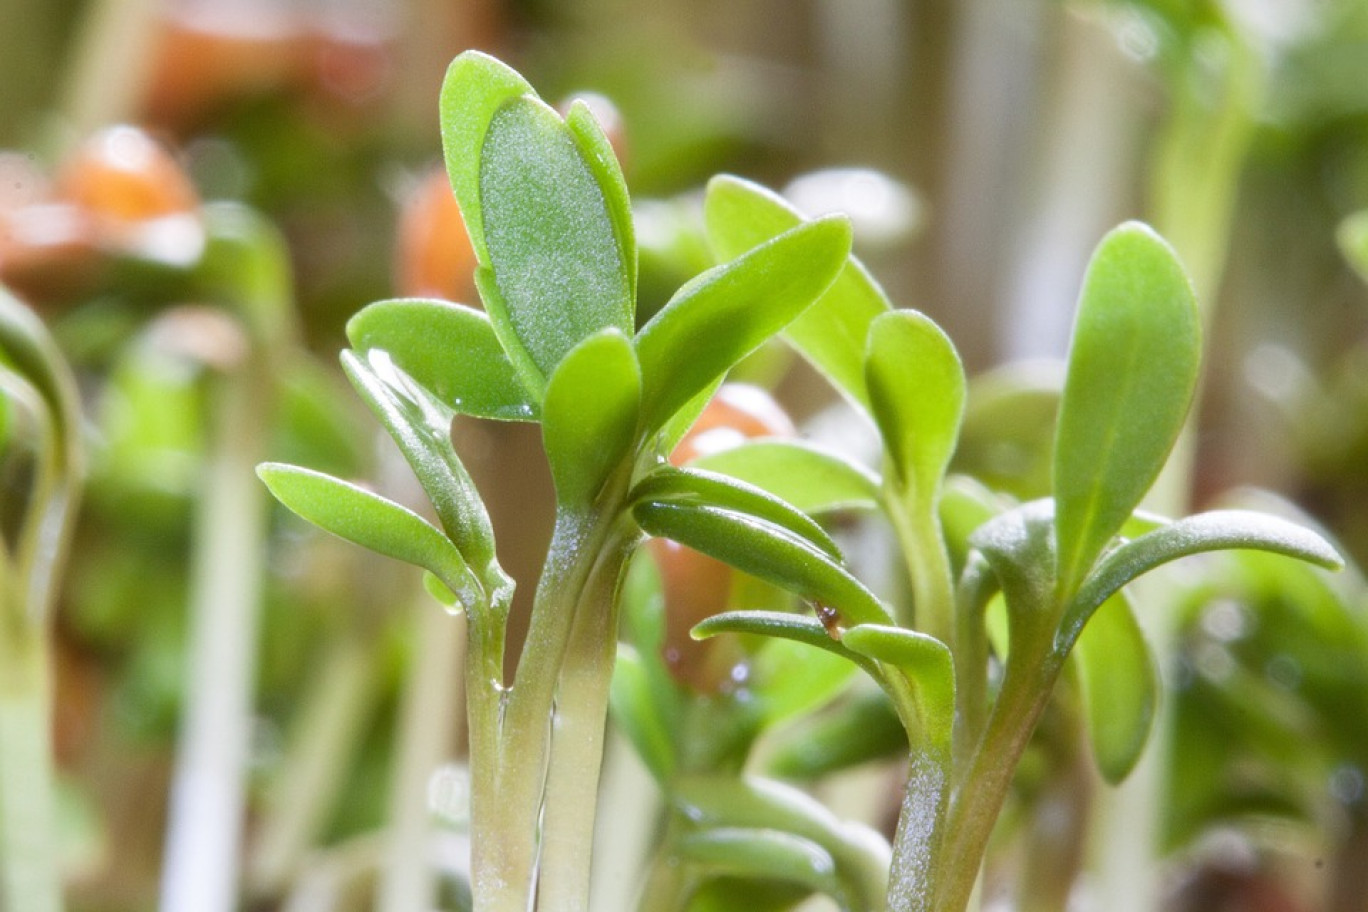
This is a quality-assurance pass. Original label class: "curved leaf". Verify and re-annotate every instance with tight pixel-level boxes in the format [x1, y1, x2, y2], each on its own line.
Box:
[637, 500, 888, 625]
[764, 687, 907, 778]
[693, 610, 881, 678]
[0, 288, 81, 473]
[631, 465, 841, 559]
[635, 217, 851, 435]
[257, 463, 482, 610]
[1053, 222, 1199, 601]
[346, 298, 535, 420]
[542, 328, 640, 506]
[478, 95, 633, 391]
[564, 100, 636, 299]
[704, 175, 892, 413]
[840, 624, 955, 754]
[341, 350, 507, 598]
[675, 828, 846, 906]
[1071, 591, 1157, 784]
[865, 309, 965, 507]
[689, 440, 882, 515]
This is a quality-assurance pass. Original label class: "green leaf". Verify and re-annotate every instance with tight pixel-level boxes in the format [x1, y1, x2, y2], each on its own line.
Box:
[346, 298, 535, 420]
[0, 288, 81, 473]
[1072, 591, 1157, 784]
[675, 828, 846, 906]
[1338, 209, 1368, 285]
[1053, 222, 1200, 601]
[748, 632, 858, 727]
[764, 687, 907, 778]
[340, 351, 507, 598]
[865, 310, 965, 507]
[704, 175, 892, 413]
[636, 501, 888, 625]
[1062, 509, 1343, 646]
[564, 100, 636, 300]
[542, 328, 640, 506]
[631, 465, 841, 559]
[257, 463, 482, 609]
[693, 610, 880, 677]
[840, 624, 955, 754]
[477, 95, 633, 391]
[689, 440, 882, 515]
[635, 217, 851, 435]
[610, 644, 676, 782]
[440, 51, 533, 266]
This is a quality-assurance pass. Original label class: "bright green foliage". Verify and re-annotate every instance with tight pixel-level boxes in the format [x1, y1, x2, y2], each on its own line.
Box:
[1072, 591, 1157, 783]
[542, 328, 640, 506]
[346, 299, 535, 420]
[674, 828, 849, 907]
[1339, 209, 1368, 284]
[704, 175, 892, 413]
[689, 440, 881, 515]
[865, 310, 965, 507]
[635, 217, 851, 435]
[840, 624, 955, 755]
[1053, 222, 1200, 601]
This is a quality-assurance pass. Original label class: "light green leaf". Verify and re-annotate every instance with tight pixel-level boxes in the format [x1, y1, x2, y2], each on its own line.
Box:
[1072, 591, 1156, 784]
[764, 688, 907, 779]
[693, 610, 881, 678]
[258, 463, 482, 610]
[636, 501, 889, 625]
[840, 624, 955, 754]
[564, 100, 636, 300]
[704, 175, 892, 412]
[542, 328, 640, 506]
[631, 465, 841, 559]
[610, 644, 676, 782]
[341, 350, 506, 597]
[675, 828, 846, 906]
[689, 440, 882, 515]
[346, 298, 535, 420]
[1338, 209, 1368, 285]
[0, 288, 81, 473]
[478, 95, 633, 391]
[1053, 222, 1200, 601]
[865, 310, 965, 507]
[439, 51, 533, 266]
[1062, 509, 1343, 646]
[635, 217, 851, 435]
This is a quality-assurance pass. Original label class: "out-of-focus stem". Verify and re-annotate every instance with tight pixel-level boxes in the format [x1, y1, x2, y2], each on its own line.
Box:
[158, 366, 270, 912]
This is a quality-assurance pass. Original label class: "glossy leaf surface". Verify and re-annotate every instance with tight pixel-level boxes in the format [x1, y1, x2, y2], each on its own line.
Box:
[689, 440, 881, 515]
[704, 175, 891, 412]
[346, 298, 534, 420]
[1072, 591, 1156, 783]
[542, 328, 640, 506]
[258, 463, 482, 609]
[635, 217, 850, 434]
[478, 96, 633, 389]
[865, 310, 965, 506]
[1053, 222, 1200, 600]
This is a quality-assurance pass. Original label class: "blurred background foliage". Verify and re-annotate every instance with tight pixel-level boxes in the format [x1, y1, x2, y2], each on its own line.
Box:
[3, 0, 1368, 910]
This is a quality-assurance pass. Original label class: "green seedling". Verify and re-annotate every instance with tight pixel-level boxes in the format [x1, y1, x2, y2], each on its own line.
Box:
[261, 52, 1342, 912]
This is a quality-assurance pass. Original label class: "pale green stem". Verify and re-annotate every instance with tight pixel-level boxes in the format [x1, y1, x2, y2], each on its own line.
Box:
[536, 533, 635, 912]
[249, 632, 378, 898]
[886, 485, 956, 650]
[885, 750, 950, 912]
[379, 601, 466, 912]
[158, 367, 270, 912]
[0, 618, 61, 912]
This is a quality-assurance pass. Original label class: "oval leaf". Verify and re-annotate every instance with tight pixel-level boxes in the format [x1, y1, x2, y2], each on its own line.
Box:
[542, 328, 640, 506]
[689, 440, 882, 515]
[1053, 222, 1200, 600]
[631, 465, 841, 559]
[564, 100, 636, 299]
[257, 463, 482, 609]
[635, 216, 851, 435]
[346, 298, 535, 420]
[675, 828, 845, 906]
[1062, 509, 1343, 646]
[704, 175, 892, 413]
[865, 310, 965, 507]
[478, 95, 633, 390]
[1071, 591, 1156, 784]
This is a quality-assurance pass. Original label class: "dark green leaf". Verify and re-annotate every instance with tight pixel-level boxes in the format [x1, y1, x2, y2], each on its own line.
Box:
[1063, 509, 1343, 646]
[840, 624, 955, 753]
[635, 217, 851, 435]
[764, 687, 907, 778]
[346, 298, 535, 420]
[631, 465, 841, 559]
[1053, 222, 1200, 601]
[478, 95, 633, 390]
[542, 328, 640, 506]
[341, 350, 507, 598]
[637, 500, 888, 625]
[258, 463, 482, 609]
[689, 440, 881, 515]
[675, 828, 845, 906]
[1072, 591, 1157, 784]
[704, 176, 891, 413]
[865, 309, 965, 507]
